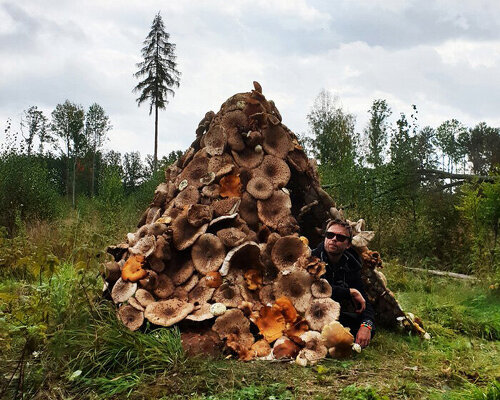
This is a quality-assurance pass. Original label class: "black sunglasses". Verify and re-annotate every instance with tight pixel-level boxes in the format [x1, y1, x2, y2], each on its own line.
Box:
[325, 232, 349, 242]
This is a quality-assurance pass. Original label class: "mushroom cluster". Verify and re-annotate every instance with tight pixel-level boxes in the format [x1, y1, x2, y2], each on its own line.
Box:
[104, 82, 428, 364]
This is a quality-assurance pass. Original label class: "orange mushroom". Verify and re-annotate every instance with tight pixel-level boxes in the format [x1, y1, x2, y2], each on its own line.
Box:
[219, 174, 242, 198]
[254, 305, 286, 343]
[244, 269, 263, 291]
[274, 296, 297, 324]
[284, 316, 309, 339]
[205, 271, 223, 288]
[121, 255, 147, 282]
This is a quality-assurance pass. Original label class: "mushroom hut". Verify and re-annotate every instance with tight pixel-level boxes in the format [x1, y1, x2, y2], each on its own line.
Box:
[104, 82, 427, 364]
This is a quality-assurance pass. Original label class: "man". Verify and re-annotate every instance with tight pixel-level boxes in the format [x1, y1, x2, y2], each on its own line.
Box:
[311, 219, 375, 348]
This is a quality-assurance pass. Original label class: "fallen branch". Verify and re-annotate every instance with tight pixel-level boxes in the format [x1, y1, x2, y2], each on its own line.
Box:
[404, 266, 477, 281]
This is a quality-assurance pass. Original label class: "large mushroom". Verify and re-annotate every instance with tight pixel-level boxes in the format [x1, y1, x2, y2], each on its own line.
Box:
[257, 190, 293, 230]
[145, 299, 194, 327]
[118, 305, 144, 331]
[272, 268, 313, 313]
[191, 233, 226, 275]
[172, 208, 208, 251]
[253, 155, 291, 189]
[271, 235, 309, 271]
[305, 298, 341, 331]
[212, 309, 254, 350]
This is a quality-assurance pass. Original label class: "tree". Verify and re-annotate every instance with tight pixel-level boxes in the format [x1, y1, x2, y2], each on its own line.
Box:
[20, 106, 50, 156]
[306, 90, 357, 168]
[133, 12, 181, 172]
[366, 99, 391, 168]
[85, 103, 112, 196]
[123, 151, 145, 192]
[51, 100, 85, 208]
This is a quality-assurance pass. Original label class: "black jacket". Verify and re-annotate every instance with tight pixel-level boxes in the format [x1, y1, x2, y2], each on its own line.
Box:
[312, 242, 375, 326]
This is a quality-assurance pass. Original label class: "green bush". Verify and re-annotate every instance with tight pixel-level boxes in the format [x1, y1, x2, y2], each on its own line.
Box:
[0, 153, 60, 235]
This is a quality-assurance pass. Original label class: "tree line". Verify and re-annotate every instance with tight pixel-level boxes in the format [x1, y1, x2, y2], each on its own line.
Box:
[305, 90, 499, 276]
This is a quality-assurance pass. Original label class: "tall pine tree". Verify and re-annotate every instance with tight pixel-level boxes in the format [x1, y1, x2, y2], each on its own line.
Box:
[133, 12, 180, 171]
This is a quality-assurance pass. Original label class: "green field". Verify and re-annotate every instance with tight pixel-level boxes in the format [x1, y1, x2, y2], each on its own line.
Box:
[1, 210, 498, 400]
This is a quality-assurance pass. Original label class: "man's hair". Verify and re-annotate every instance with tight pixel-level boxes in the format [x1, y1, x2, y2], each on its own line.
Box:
[325, 219, 353, 242]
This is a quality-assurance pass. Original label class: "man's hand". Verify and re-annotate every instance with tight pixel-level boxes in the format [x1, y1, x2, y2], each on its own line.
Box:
[349, 288, 366, 313]
[356, 326, 371, 348]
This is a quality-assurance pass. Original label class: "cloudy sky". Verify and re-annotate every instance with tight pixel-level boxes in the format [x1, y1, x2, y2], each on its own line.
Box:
[1, 0, 500, 159]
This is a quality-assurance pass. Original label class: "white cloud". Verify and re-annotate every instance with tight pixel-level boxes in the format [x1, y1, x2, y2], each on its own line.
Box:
[1, 0, 499, 160]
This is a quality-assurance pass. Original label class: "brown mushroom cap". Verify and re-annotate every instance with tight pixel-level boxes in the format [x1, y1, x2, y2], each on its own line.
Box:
[273, 337, 300, 359]
[251, 339, 271, 357]
[305, 298, 341, 331]
[216, 227, 247, 248]
[213, 282, 243, 308]
[212, 308, 251, 342]
[253, 155, 291, 189]
[232, 147, 264, 169]
[172, 208, 209, 251]
[207, 154, 235, 179]
[201, 183, 221, 199]
[188, 279, 216, 306]
[219, 241, 261, 276]
[204, 124, 227, 156]
[181, 273, 199, 293]
[135, 288, 156, 308]
[296, 331, 328, 364]
[273, 268, 313, 313]
[111, 278, 138, 304]
[105, 260, 122, 283]
[246, 177, 274, 200]
[186, 303, 214, 322]
[153, 274, 175, 299]
[262, 124, 293, 158]
[259, 284, 276, 305]
[187, 204, 213, 227]
[222, 111, 248, 151]
[152, 183, 169, 207]
[173, 185, 200, 209]
[128, 297, 145, 311]
[287, 148, 309, 173]
[118, 305, 144, 331]
[130, 235, 156, 258]
[139, 269, 159, 291]
[191, 233, 226, 275]
[311, 279, 333, 298]
[176, 155, 209, 189]
[145, 299, 194, 327]
[271, 236, 309, 271]
[212, 197, 241, 217]
[257, 190, 292, 229]
[239, 192, 259, 227]
[166, 256, 195, 286]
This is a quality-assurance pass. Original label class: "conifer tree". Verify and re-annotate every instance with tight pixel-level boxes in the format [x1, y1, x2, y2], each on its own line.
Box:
[133, 12, 180, 171]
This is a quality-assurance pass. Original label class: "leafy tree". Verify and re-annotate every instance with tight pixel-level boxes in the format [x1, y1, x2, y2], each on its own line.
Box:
[463, 123, 500, 174]
[307, 90, 357, 168]
[366, 99, 391, 168]
[51, 100, 85, 208]
[85, 103, 112, 196]
[123, 151, 145, 192]
[435, 119, 467, 173]
[133, 12, 181, 172]
[20, 106, 50, 156]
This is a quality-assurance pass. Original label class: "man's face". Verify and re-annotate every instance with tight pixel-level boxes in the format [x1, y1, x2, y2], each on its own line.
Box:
[324, 224, 351, 256]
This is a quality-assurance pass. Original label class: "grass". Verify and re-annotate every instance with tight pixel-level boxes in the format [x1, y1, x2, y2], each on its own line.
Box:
[0, 209, 499, 399]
